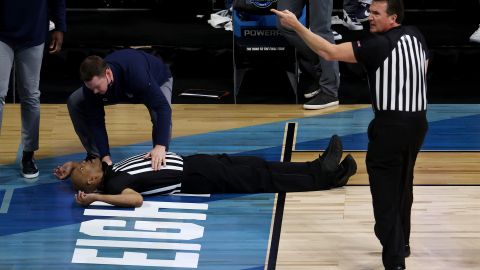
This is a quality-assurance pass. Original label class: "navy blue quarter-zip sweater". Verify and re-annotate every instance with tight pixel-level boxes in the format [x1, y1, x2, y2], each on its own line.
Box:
[0, 0, 66, 48]
[82, 49, 172, 158]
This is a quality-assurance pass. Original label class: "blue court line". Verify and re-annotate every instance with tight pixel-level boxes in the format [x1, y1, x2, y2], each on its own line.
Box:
[0, 189, 14, 214]
[0, 144, 23, 214]
[295, 105, 480, 149]
[295, 112, 480, 151]
[0, 143, 29, 214]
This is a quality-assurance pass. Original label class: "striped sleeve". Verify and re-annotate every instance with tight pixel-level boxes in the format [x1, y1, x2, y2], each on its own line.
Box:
[371, 35, 428, 112]
[352, 27, 428, 112]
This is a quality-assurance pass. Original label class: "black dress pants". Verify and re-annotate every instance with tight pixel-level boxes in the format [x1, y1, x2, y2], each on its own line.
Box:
[181, 154, 333, 194]
[366, 111, 428, 269]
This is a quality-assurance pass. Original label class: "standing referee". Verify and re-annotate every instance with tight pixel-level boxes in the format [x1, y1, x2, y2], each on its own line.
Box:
[273, 0, 428, 269]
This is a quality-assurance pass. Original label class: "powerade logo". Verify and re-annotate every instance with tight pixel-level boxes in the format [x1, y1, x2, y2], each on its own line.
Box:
[243, 29, 280, 37]
[248, 0, 278, 9]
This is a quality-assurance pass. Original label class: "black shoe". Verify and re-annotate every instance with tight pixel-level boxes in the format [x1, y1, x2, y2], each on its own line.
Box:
[332, 154, 357, 187]
[303, 83, 321, 99]
[303, 92, 339, 110]
[319, 135, 343, 173]
[21, 154, 39, 179]
[388, 266, 405, 270]
[405, 244, 411, 257]
[356, 2, 370, 22]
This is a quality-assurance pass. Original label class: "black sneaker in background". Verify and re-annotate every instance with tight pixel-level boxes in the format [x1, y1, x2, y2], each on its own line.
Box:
[21, 151, 39, 178]
[303, 92, 339, 110]
[298, 72, 321, 99]
[303, 82, 321, 99]
[342, 9, 363, 30]
[356, 3, 370, 22]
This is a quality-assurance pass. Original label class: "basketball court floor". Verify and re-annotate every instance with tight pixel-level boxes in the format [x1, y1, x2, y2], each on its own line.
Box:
[1, 104, 479, 269]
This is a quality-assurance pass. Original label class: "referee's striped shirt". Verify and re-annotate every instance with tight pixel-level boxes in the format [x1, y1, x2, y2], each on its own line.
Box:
[103, 152, 183, 195]
[353, 26, 429, 113]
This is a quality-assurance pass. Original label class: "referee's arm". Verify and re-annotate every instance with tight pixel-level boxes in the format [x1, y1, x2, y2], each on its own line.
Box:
[272, 9, 357, 63]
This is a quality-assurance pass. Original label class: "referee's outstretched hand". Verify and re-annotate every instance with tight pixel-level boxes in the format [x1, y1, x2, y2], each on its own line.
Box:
[271, 8, 302, 31]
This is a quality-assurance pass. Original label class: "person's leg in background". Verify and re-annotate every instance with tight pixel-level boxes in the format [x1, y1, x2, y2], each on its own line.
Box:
[277, 0, 340, 110]
[67, 88, 101, 159]
[15, 43, 45, 178]
[0, 41, 15, 141]
[303, 0, 341, 110]
[277, 0, 321, 100]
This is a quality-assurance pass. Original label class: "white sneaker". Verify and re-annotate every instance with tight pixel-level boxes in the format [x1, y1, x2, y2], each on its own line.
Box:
[331, 15, 343, 25]
[470, 24, 480, 43]
[208, 9, 231, 29]
[342, 10, 363, 31]
[224, 21, 232, 31]
[333, 30, 342, 41]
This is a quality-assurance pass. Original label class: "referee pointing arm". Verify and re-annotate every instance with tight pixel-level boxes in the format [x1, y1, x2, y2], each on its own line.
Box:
[273, 1, 428, 269]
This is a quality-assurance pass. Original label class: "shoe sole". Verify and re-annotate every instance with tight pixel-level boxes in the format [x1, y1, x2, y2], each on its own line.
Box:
[335, 154, 357, 187]
[20, 163, 39, 179]
[356, 17, 369, 23]
[470, 37, 480, 43]
[303, 101, 339, 110]
[21, 171, 39, 178]
[342, 21, 363, 31]
[304, 89, 320, 99]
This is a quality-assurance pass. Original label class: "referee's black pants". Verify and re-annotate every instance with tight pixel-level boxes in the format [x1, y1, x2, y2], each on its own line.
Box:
[181, 154, 333, 194]
[366, 111, 428, 269]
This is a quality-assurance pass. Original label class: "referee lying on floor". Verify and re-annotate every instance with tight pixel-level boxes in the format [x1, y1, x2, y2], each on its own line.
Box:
[54, 135, 356, 208]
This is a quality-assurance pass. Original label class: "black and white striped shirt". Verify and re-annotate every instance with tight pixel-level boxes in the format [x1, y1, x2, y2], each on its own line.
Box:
[353, 26, 429, 112]
[103, 152, 183, 195]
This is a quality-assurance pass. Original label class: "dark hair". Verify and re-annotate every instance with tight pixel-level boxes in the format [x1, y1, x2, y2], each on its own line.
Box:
[373, 0, 404, 23]
[79, 55, 108, 82]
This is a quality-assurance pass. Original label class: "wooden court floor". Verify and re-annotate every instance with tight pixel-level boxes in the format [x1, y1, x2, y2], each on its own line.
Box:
[1, 104, 479, 270]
